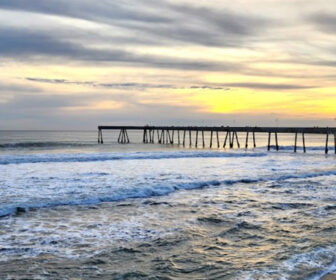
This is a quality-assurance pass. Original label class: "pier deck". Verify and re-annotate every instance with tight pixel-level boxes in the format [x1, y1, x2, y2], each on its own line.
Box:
[97, 125, 336, 154]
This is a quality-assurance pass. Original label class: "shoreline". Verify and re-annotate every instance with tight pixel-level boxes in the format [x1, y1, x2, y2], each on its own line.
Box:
[322, 273, 336, 280]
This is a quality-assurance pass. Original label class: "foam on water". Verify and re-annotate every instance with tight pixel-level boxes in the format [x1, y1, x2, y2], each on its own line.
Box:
[0, 150, 335, 217]
[0, 150, 267, 165]
[0, 131, 336, 279]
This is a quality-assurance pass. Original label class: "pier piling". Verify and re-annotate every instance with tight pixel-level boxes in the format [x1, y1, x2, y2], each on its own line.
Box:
[235, 131, 240, 148]
[202, 131, 205, 148]
[229, 131, 234, 148]
[253, 132, 256, 148]
[223, 131, 229, 148]
[97, 125, 336, 154]
[98, 129, 103, 144]
[210, 131, 213, 148]
[245, 132, 249, 149]
[189, 130, 192, 147]
[118, 129, 129, 144]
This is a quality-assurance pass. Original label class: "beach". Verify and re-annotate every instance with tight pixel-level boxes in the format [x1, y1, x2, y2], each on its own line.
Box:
[322, 273, 336, 280]
[0, 130, 336, 279]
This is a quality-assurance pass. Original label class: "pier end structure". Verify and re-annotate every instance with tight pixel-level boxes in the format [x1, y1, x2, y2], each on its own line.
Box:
[98, 125, 336, 154]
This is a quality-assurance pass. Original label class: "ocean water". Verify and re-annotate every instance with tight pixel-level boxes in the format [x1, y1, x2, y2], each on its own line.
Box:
[0, 130, 336, 279]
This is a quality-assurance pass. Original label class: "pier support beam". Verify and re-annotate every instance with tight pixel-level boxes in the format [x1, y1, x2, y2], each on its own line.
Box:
[118, 129, 129, 144]
[149, 129, 152, 143]
[245, 132, 249, 149]
[189, 130, 192, 147]
[293, 132, 306, 153]
[216, 131, 220, 148]
[225, 131, 239, 149]
[195, 130, 198, 147]
[98, 129, 103, 144]
[268, 132, 279, 151]
[210, 131, 213, 148]
[253, 132, 256, 148]
[325, 133, 329, 154]
[167, 130, 171, 144]
[159, 130, 164, 144]
[202, 131, 205, 148]
[143, 129, 147, 143]
[244, 131, 256, 149]
[183, 130, 186, 146]
[235, 131, 240, 148]
[223, 131, 229, 148]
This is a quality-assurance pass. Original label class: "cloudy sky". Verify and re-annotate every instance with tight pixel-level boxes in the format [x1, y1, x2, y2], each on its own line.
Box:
[0, 0, 336, 129]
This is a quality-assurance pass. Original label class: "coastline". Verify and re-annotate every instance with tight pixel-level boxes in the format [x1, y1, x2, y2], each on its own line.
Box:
[322, 273, 336, 280]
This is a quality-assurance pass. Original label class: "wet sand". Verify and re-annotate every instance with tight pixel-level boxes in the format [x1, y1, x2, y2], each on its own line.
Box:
[322, 273, 336, 280]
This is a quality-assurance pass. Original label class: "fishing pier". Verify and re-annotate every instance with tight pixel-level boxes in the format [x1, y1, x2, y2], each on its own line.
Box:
[97, 126, 336, 154]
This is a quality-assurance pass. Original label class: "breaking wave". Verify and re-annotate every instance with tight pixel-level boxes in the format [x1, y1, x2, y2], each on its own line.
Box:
[0, 150, 267, 165]
[0, 141, 92, 149]
[1, 167, 336, 218]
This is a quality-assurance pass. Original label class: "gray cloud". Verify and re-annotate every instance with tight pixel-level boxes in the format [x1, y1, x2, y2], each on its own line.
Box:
[27, 77, 312, 91]
[0, 83, 41, 93]
[0, 28, 242, 71]
[25, 77, 230, 90]
[0, 0, 171, 24]
[0, 0, 271, 48]
[220, 82, 315, 90]
[112, 3, 271, 47]
[309, 12, 336, 34]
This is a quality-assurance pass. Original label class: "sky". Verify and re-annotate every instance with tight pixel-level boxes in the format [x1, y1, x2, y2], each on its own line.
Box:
[0, 0, 336, 129]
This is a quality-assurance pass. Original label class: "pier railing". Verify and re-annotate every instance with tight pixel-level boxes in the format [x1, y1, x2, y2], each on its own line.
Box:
[97, 126, 336, 154]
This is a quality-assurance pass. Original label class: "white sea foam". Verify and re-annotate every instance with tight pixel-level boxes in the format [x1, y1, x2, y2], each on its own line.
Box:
[1, 131, 336, 278]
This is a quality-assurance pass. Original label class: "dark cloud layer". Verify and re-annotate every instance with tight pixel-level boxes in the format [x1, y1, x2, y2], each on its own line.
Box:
[0, 27, 242, 71]
[0, 0, 274, 72]
[25, 77, 313, 91]
[309, 12, 336, 34]
[25, 77, 230, 90]
[221, 82, 315, 90]
[0, 0, 271, 49]
[0, 0, 171, 24]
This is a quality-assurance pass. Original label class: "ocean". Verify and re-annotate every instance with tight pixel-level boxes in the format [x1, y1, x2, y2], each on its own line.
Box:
[0, 130, 335, 279]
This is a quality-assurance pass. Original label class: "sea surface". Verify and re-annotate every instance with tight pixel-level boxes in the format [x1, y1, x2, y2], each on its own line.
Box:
[0, 130, 335, 279]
